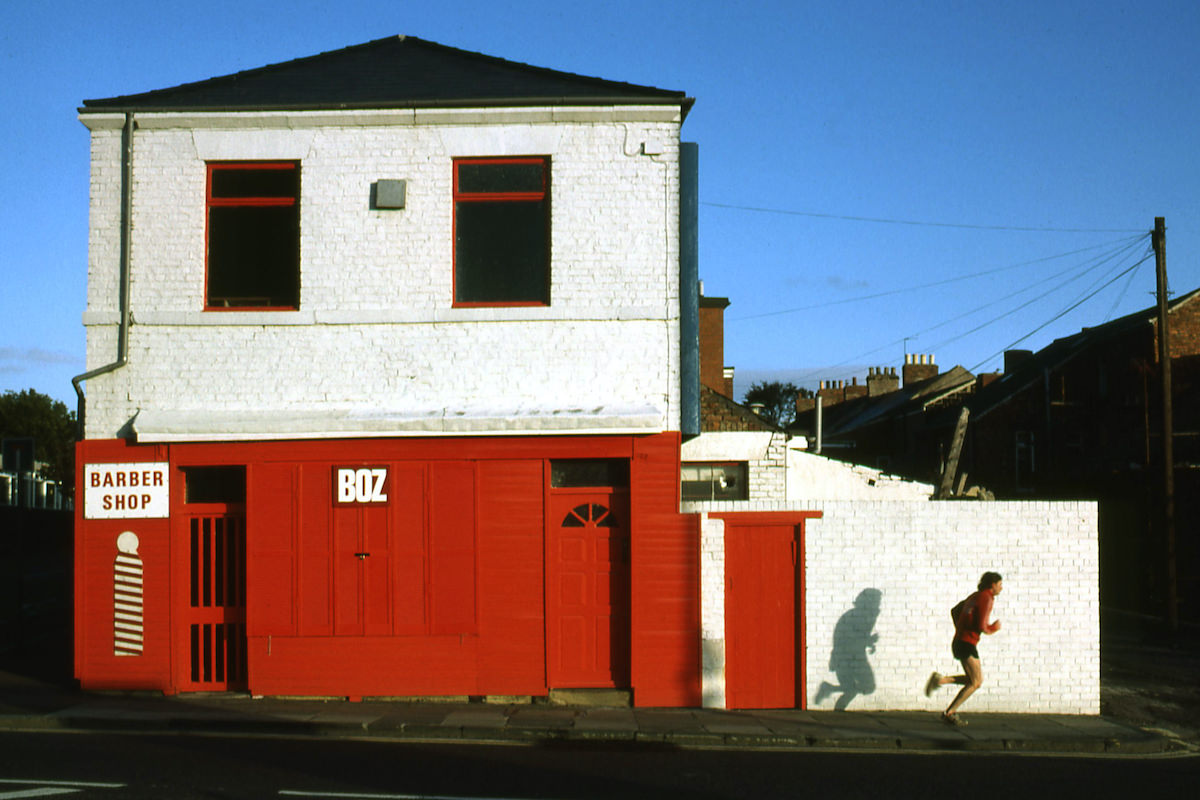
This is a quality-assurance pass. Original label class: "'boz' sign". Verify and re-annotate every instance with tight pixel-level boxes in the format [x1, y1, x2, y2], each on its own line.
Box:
[333, 466, 390, 505]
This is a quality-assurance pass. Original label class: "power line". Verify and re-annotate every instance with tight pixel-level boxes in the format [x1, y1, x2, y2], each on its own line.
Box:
[702, 201, 1147, 233]
[969, 254, 1154, 373]
[730, 233, 1148, 322]
[768, 236, 1150, 385]
[923, 237, 1150, 354]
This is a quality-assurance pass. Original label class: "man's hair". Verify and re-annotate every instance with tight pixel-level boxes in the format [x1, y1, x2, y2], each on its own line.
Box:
[978, 571, 1003, 591]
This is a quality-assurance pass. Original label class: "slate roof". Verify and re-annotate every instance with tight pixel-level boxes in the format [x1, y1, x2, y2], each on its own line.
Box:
[970, 286, 1200, 421]
[80, 35, 693, 115]
[813, 365, 977, 438]
[700, 385, 785, 433]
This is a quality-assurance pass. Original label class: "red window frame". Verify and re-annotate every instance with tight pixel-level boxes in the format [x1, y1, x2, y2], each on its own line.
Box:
[204, 161, 300, 311]
[452, 156, 550, 308]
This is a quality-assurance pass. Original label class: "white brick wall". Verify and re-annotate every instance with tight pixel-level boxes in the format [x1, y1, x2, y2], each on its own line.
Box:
[681, 431, 788, 502]
[80, 109, 683, 439]
[694, 500, 1099, 714]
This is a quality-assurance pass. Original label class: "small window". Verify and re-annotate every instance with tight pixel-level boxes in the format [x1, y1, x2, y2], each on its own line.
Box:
[183, 466, 246, 504]
[453, 157, 549, 306]
[682, 462, 748, 502]
[206, 162, 300, 309]
[550, 459, 629, 489]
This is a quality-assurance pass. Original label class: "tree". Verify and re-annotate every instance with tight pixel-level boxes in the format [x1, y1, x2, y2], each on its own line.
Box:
[743, 380, 802, 427]
[0, 389, 76, 489]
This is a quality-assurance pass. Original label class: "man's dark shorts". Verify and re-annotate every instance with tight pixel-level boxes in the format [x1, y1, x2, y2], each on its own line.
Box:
[952, 639, 979, 661]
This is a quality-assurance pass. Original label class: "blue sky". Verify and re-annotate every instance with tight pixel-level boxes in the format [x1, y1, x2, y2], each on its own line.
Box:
[3, 0, 1198, 408]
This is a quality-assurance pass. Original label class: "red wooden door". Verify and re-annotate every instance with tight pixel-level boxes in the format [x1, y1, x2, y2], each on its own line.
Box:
[333, 503, 392, 636]
[547, 490, 630, 688]
[725, 522, 800, 709]
[177, 509, 247, 691]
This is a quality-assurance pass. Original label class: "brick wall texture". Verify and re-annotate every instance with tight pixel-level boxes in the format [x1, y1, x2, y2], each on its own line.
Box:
[693, 500, 1099, 713]
[81, 111, 683, 438]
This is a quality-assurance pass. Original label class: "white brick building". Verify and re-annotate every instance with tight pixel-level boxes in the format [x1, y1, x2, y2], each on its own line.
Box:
[73, 37, 708, 706]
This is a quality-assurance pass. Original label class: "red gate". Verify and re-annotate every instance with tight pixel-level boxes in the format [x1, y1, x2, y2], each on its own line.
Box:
[720, 512, 819, 709]
[176, 510, 247, 691]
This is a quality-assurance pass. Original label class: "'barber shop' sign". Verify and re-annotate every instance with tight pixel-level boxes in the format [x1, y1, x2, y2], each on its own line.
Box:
[84, 463, 170, 519]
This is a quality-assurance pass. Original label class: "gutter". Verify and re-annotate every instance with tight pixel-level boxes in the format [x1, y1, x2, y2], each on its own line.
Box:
[72, 112, 134, 439]
[78, 96, 697, 119]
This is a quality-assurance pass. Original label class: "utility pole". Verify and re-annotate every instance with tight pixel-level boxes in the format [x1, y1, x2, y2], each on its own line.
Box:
[1152, 217, 1177, 633]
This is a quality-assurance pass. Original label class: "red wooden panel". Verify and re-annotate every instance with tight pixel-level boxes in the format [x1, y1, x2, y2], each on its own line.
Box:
[628, 432, 701, 707]
[429, 462, 477, 634]
[389, 463, 427, 635]
[298, 464, 332, 635]
[245, 462, 295, 637]
[361, 504, 392, 636]
[332, 504, 361, 635]
[725, 523, 797, 708]
[75, 439, 172, 689]
[477, 460, 546, 694]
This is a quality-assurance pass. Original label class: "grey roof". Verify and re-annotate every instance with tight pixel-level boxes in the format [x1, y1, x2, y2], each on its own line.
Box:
[80, 35, 692, 115]
[819, 365, 976, 438]
[970, 285, 1200, 420]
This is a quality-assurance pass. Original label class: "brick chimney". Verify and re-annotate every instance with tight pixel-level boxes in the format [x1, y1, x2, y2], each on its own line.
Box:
[866, 366, 899, 396]
[902, 353, 938, 386]
[816, 378, 868, 406]
[1004, 349, 1033, 374]
[699, 294, 733, 396]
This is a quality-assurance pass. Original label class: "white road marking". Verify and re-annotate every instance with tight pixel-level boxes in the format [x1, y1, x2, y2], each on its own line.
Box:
[0, 780, 124, 798]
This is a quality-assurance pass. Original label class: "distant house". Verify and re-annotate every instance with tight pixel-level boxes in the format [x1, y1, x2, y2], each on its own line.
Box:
[961, 288, 1200, 618]
[964, 287, 1200, 498]
[792, 354, 978, 484]
[686, 294, 933, 502]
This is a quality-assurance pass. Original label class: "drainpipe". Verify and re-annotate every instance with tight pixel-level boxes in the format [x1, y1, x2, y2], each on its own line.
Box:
[814, 396, 823, 454]
[679, 142, 700, 437]
[72, 112, 134, 439]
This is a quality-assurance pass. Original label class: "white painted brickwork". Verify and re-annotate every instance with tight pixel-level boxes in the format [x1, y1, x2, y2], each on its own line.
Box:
[681, 431, 788, 502]
[692, 501, 1099, 714]
[81, 110, 683, 439]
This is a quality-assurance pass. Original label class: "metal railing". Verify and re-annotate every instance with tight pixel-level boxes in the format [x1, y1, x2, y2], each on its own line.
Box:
[0, 472, 72, 510]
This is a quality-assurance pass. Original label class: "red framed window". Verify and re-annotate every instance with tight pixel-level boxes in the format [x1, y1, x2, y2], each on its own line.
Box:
[205, 162, 300, 310]
[453, 157, 549, 306]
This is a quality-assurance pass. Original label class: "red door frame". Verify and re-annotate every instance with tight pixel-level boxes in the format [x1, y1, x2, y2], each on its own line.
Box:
[714, 512, 820, 709]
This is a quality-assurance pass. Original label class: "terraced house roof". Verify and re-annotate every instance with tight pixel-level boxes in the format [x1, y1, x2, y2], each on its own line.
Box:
[80, 35, 693, 114]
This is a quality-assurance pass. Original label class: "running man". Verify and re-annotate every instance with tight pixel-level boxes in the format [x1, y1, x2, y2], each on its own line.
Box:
[924, 571, 1003, 725]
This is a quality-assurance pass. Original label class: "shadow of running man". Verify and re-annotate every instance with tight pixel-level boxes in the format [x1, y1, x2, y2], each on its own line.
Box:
[814, 588, 881, 710]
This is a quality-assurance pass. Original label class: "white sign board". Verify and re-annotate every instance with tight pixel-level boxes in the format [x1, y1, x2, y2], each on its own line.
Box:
[84, 463, 170, 519]
[332, 466, 390, 505]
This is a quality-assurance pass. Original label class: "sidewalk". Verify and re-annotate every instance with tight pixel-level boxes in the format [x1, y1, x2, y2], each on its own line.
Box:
[0, 668, 1176, 755]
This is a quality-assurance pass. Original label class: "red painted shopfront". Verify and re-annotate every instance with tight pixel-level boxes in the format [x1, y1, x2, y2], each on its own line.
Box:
[74, 433, 700, 706]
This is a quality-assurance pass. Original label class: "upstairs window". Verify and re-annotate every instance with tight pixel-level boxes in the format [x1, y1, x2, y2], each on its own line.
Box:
[453, 157, 549, 306]
[206, 162, 300, 309]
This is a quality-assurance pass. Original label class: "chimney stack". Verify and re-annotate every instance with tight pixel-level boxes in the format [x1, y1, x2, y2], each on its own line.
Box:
[866, 366, 900, 396]
[1004, 349, 1033, 374]
[902, 353, 938, 386]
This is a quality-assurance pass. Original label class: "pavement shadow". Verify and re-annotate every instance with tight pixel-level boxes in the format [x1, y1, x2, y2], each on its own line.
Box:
[814, 588, 881, 710]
